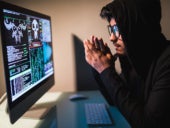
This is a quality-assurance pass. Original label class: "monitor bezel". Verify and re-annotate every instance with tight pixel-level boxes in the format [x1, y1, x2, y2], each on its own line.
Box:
[0, 1, 55, 124]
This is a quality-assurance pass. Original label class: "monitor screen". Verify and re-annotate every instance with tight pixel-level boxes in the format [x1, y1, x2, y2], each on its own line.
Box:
[0, 1, 55, 124]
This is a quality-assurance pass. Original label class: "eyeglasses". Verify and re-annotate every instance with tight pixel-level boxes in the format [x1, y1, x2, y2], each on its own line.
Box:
[107, 25, 120, 38]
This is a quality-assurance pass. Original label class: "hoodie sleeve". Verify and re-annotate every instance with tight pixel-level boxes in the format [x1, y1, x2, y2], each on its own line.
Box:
[92, 67, 114, 105]
[100, 52, 170, 128]
[100, 67, 144, 127]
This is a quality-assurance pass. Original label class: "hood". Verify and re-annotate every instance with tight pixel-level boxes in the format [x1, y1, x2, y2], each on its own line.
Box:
[103, 0, 168, 80]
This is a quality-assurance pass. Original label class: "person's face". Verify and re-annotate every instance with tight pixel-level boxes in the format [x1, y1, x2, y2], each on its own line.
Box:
[109, 18, 126, 55]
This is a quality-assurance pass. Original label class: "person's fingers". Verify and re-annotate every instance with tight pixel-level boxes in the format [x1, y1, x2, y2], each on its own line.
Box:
[83, 39, 90, 52]
[91, 35, 95, 44]
[84, 39, 95, 51]
[98, 38, 105, 52]
[94, 37, 100, 50]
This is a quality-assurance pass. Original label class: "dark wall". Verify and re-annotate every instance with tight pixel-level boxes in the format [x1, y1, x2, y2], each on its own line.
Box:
[73, 35, 98, 90]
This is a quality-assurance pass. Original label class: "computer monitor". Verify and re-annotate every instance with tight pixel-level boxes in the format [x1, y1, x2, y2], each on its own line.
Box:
[0, 1, 55, 124]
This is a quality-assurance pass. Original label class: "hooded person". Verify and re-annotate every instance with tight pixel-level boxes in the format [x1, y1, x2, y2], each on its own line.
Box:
[83, 0, 170, 127]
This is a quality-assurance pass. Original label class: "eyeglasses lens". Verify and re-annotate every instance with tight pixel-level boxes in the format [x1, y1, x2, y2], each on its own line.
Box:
[108, 25, 119, 38]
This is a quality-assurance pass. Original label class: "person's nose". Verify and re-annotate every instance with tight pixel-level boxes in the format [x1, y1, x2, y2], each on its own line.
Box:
[109, 33, 117, 43]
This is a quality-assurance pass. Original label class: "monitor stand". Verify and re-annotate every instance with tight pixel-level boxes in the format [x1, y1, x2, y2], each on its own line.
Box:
[23, 92, 62, 119]
[23, 103, 53, 119]
[3, 92, 62, 120]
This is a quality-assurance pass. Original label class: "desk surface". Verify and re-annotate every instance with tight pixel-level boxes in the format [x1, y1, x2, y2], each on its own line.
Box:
[55, 90, 131, 128]
[0, 90, 131, 128]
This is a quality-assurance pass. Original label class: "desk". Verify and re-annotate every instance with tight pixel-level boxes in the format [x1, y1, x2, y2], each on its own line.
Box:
[55, 90, 131, 128]
[0, 90, 131, 128]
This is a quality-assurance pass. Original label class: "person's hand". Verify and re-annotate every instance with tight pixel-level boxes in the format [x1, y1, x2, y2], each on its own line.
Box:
[83, 36, 115, 73]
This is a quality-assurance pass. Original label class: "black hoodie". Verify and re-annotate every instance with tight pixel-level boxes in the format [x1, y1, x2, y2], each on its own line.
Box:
[93, 0, 170, 127]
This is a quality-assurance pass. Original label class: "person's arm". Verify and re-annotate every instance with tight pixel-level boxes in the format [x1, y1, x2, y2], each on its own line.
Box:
[100, 55, 170, 128]
[91, 67, 114, 105]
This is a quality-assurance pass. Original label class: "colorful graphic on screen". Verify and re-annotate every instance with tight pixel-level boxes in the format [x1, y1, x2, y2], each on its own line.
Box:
[3, 9, 54, 101]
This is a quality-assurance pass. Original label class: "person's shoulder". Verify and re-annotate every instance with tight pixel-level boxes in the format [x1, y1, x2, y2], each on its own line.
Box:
[158, 42, 170, 64]
[163, 42, 170, 56]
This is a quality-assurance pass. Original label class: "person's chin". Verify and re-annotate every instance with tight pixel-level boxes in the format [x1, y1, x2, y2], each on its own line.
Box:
[116, 51, 124, 55]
